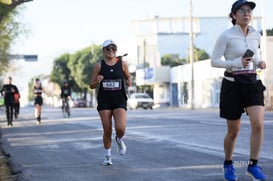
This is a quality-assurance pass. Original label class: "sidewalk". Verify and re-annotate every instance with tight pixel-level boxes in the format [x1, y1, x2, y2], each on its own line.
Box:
[0, 106, 16, 180]
[0, 134, 16, 181]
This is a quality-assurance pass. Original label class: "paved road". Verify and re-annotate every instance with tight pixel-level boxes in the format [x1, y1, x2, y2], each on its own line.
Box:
[0, 107, 272, 181]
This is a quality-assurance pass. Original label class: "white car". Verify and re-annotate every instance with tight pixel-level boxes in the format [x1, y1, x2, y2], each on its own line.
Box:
[127, 93, 154, 110]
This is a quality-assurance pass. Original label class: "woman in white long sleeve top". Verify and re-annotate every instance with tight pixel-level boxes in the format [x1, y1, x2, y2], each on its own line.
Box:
[211, 0, 267, 181]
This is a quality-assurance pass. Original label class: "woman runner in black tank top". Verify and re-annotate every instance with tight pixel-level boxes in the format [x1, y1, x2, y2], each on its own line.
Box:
[97, 59, 127, 111]
[34, 78, 43, 124]
[90, 39, 132, 166]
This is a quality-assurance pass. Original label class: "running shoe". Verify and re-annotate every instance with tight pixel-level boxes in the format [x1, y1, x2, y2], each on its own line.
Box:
[224, 164, 238, 181]
[37, 116, 41, 125]
[115, 136, 126, 156]
[102, 155, 112, 166]
[246, 165, 266, 181]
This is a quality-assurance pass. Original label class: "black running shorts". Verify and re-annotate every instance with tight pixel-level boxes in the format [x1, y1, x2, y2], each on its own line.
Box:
[97, 97, 127, 111]
[220, 79, 265, 120]
[34, 96, 43, 106]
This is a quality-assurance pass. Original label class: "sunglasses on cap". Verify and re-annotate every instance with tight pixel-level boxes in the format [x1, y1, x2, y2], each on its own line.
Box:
[104, 45, 117, 52]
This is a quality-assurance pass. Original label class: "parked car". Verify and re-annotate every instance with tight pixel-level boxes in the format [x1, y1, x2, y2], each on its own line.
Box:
[73, 98, 87, 107]
[127, 93, 154, 110]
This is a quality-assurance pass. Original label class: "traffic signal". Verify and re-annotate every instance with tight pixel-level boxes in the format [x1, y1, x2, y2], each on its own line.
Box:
[0, 0, 12, 5]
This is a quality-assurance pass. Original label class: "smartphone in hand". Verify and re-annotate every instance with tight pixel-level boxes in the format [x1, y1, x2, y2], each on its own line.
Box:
[243, 49, 254, 58]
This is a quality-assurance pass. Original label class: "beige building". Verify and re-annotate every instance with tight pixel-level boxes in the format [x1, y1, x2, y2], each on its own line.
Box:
[130, 16, 273, 109]
[264, 37, 273, 109]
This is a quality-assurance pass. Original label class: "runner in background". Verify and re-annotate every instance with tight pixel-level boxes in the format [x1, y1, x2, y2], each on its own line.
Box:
[0, 77, 19, 126]
[33, 78, 44, 124]
[14, 92, 20, 119]
[60, 79, 71, 116]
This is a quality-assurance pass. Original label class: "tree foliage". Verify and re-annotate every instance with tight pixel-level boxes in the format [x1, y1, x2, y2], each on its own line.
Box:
[0, 5, 20, 73]
[51, 53, 71, 84]
[50, 44, 103, 98]
[266, 28, 273, 36]
[161, 47, 210, 67]
[0, 0, 28, 75]
[194, 47, 210, 60]
[161, 54, 186, 67]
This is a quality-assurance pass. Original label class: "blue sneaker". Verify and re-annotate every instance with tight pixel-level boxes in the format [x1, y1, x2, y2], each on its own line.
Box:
[224, 164, 238, 181]
[246, 165, 266, 181]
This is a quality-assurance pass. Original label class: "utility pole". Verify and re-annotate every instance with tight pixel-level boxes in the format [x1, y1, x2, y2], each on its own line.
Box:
[143, 39, 146, 68]
[143, 39, 146, 85]
[189, 0, 195, 109]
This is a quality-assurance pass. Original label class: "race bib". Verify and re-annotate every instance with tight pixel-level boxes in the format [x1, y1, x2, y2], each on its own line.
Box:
[34, 89, 42, 94]
[102, 79, 122, 90]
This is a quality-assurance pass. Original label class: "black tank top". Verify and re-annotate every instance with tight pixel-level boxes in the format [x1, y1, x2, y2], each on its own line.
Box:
[34, 86, 43, 96]
[97, 59, 127, 102]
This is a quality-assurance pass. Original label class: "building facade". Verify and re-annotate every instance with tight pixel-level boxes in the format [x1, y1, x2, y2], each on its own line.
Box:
[127, 16, 273, 109]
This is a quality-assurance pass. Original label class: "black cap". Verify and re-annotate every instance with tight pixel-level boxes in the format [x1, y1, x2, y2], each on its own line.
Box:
[231, 0, 256, 13]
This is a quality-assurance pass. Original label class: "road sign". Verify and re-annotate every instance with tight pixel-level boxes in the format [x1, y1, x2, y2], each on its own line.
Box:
[9, 54, 38, 61]
[23, 55, 38, 61]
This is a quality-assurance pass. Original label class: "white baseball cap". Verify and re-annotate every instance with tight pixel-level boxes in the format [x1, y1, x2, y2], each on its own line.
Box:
[102, 39, 116, 48]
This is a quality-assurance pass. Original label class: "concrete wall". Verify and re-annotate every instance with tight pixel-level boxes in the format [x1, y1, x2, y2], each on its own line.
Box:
[170, 59, 224, 108]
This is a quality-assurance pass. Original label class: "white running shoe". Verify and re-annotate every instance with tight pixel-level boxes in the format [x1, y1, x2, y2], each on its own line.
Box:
[102, 155, 112, 166]
[116, 136, 126, 156]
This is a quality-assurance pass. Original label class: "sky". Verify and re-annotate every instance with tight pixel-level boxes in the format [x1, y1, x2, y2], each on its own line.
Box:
[7, 0, 273, 105]
[13, 0, 273, 66]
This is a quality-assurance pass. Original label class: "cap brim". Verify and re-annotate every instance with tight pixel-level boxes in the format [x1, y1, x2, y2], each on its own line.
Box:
[246, 2, 256, 9]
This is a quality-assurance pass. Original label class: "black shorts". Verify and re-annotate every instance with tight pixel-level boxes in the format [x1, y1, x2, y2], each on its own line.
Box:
[220, 79, 266, 120]
[97, 97, 127, 111]
[34, 96, 43, 106]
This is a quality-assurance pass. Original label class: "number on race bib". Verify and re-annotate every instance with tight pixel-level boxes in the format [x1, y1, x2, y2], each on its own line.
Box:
[102, 79, 122, 90]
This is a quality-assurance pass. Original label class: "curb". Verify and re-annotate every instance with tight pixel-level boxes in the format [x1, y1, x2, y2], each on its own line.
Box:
[0, 126, 16, 181]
